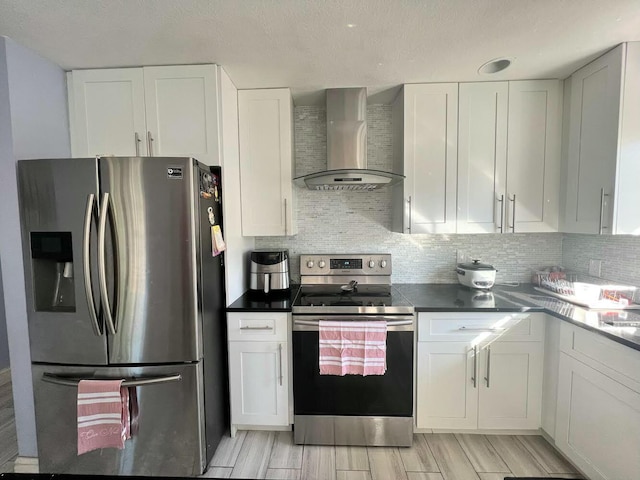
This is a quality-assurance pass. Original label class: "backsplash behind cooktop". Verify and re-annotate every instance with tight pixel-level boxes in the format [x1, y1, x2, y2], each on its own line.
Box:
[256, 105, 564, 283]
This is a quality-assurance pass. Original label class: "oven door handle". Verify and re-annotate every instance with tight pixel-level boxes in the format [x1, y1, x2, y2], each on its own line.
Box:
[293, 316, 414, 331]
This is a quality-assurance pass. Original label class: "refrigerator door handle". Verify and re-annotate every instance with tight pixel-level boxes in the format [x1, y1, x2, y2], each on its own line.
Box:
[98, 192, 117, 335]
[83, 194, 102, 336]
[41, 372, 182, 387]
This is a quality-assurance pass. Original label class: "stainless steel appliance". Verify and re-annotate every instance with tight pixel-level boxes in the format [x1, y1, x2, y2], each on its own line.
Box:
[294, 88, 404, 190]
[292, 254, 414, 446]
[249, 250, 290, 294]
[18, 157, 226, 476]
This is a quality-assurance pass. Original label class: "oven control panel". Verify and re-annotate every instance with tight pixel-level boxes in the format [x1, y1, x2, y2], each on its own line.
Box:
[300, 254, 392, 276]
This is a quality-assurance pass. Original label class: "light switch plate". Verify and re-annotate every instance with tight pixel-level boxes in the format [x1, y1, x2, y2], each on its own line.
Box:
[589, 259, 602, 277]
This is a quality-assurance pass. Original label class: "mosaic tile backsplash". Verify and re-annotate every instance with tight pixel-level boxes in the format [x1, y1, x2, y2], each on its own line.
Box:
[562, 234, 640, 289]
[256, 105, 566, 283]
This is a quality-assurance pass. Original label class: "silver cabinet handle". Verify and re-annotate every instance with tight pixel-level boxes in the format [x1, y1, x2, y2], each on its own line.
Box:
[458, 326, 504, 332]
[484, 345, 491, 388]
[278, 343, 283, 386]
[239, 325, 273, 331]
[284, 198, 288, 236]
[98, 193, 116, 335]
[407, 196, 412, 232]
[147, 131, 154, 156]
[134, 132, 141, 156]
[42, 372, 181, 387]
[508, 194, 516, 232]
[497, 194, 505, 233]
[599, 188, 610, 234]
[82, 194, 101, 336]
[471, 345, 478, 388]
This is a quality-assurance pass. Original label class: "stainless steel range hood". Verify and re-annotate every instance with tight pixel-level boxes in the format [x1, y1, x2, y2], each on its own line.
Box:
[294, 88, 404, 191]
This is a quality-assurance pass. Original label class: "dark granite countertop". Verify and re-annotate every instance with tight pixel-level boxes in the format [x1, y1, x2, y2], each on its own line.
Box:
[226, 283, 640, 351]
[226, 285, 300, 312]
[396, 283, 640, 352]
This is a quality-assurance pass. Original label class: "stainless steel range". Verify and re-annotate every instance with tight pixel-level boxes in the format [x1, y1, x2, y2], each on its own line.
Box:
[292, 254, 414, 447]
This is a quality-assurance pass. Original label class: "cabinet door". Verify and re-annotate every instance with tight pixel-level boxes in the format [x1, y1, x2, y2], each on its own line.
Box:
[228, 341, 289, 426]
[416, 342, 478, 429]
[541, 316, 561, 439]
[404, 84, 458, 234]
[507, 80, 562, 233]
[238, 88, 296, 236]
[143, 65, 220, 165]
[70, 68, 147, 157]
[556, 353, 640, 480]
[457, 82, 508, 233]
[564, 45, 623, 234]
[478, 341, 543, 429]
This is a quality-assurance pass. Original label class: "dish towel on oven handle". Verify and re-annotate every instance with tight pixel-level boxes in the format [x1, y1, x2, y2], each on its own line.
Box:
[319, 320, 387, 376]
[77, 379, 132, 455]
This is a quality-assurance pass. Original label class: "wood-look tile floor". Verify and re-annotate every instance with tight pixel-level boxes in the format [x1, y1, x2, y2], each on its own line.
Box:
[0, 369, 18, 473]
[204, 431, 583, 480]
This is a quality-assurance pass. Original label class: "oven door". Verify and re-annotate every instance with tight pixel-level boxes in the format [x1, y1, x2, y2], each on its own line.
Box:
[292, 315, 414, 417]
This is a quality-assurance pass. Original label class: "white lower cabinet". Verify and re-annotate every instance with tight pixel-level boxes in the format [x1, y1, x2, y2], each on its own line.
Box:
[477, 341, 543, 429]
[416, 312, 544, 430]
[227, 312, 291, 431]
[555, 324, 640, 480]
[416, 342, 478, 429]
[228, 341, 289, 426]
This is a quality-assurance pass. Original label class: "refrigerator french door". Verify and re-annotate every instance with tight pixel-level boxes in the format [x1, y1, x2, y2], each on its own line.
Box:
[18, 157, 226, 476]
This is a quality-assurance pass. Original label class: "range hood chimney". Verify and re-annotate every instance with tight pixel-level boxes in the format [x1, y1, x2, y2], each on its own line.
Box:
[294, 87, 404, 191]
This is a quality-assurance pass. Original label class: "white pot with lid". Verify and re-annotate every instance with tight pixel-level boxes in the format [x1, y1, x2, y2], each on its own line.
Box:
[456, 259, 497, 290]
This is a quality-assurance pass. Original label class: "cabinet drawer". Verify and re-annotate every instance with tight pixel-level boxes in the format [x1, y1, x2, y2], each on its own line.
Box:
[418, 312, 543, 342]
[560, 322, 640, 391]
[227, 312, 289, 342]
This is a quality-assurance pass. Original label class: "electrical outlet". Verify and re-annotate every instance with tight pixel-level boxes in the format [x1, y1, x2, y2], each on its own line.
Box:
[457, 250, 467, 264]
[589, 259, 602, 277]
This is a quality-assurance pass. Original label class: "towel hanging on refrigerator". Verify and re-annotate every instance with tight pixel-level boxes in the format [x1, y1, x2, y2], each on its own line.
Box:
[319, 320, 387, 376]
[77, 379, 131, 455]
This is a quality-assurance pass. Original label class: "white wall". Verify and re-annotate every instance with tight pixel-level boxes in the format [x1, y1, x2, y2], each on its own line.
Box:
[0, 260, 9, 370]
[0, 43, 11, 373]
[0, 36, 71, 457]
[218, 67, 254, 305]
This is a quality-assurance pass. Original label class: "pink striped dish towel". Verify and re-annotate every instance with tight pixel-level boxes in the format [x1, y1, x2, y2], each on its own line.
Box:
[77, 379, 131, 455]
[319, 320, 387, 376]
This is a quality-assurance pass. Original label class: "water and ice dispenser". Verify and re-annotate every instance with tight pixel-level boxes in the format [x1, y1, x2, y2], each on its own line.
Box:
[30, 232, 75, 312]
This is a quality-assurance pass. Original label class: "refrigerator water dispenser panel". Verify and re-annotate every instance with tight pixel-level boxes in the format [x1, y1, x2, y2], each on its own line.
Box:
[30, 232, 76, 312]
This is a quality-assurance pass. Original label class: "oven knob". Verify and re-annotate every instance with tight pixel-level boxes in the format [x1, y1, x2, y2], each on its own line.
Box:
[380, 260, 387, 268]
[306, 260, 314, 268]
[318, 260, 326, 268]
[368, 260, 375, 268]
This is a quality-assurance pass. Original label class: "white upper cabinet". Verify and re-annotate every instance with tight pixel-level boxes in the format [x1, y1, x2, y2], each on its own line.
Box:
[238, 88, 296, 237]
[143, 65, 220, 165]
[563, 42, 640, 235]
[457, 82, 509, 233]
[457, 80, 561, 233]
[393, 83, 458, 234]
[70, 68, 147, 157]
[69, 65, 220, 165]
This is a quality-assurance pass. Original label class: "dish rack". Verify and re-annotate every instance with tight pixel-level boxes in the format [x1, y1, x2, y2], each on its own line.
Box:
[533, 272, 638, 309]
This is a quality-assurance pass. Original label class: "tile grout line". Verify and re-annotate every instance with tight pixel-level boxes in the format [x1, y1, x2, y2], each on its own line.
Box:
[511, 435, 555, 476]
[452, 432, 478, 477]
[423, 433, 448, 479]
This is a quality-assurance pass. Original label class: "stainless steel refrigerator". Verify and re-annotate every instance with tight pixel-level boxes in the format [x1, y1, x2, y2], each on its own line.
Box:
[18, 157, 227, 476]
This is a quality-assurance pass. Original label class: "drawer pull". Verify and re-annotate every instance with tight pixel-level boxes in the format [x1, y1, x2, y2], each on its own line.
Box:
[458, 326, 504, 332]
[240, 325, 274, 331]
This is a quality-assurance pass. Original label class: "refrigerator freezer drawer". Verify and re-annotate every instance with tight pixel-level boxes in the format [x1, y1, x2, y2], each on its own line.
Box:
[32, 362, 206, 476]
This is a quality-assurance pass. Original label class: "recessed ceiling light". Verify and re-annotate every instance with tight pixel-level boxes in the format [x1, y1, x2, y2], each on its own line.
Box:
[478, 57, 513, 75]
[346, 23, 357, 28]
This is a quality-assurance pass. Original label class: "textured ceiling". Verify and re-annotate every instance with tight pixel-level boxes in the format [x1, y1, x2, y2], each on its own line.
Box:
[1, 0, 639, 104]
